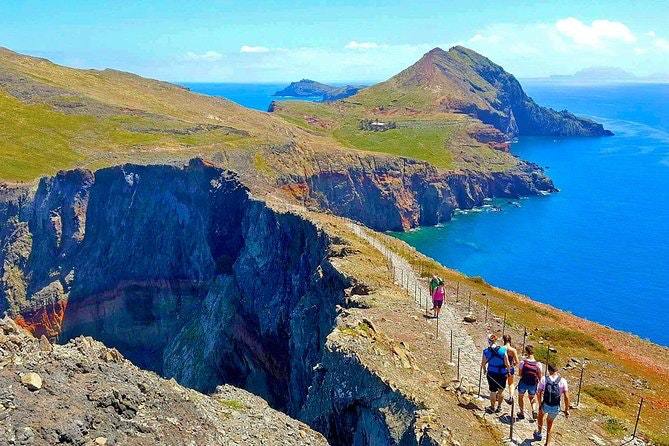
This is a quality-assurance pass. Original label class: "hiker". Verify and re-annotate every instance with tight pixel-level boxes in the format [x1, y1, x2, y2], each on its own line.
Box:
[481, 334, 511, 414]
[431, 279, 445, 318]
[503, 334, 519, 405]
[534, 363, 570, 445]
[517, 344, 543, 420]
[429, 275, 440, 295]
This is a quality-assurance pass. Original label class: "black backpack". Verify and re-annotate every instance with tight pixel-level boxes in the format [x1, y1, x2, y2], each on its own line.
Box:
[543, 376, 562, 406]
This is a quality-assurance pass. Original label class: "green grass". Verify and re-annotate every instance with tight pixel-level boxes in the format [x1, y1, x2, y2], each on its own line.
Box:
[583, 385, 626, 408]
[332, 123, 455, 169]
[220, 399, 247, 411]
[603, 417, 627, 436]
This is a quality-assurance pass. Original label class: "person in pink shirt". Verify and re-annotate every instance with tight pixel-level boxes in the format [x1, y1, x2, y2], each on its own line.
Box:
[431, 280, 445, 318]
[534, 363, 570, 446]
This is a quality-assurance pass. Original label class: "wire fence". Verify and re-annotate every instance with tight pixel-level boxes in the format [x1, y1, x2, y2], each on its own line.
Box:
[350, 223, 664, 445]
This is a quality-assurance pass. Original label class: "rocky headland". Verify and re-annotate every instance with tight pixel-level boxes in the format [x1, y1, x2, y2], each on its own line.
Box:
[273, 79, 363, 102]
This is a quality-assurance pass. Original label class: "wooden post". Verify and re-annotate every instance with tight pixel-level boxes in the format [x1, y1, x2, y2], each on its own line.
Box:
[545, 346, 550, 376]
[467, 290, 472, 312]
[522, 328, 527, 353]
[457, 348, 461, 382]
[502, 313, 506, 337]
[436, 315, 439, 339]
[576, 366, 584, 407]
[450, 330, 453, 363]
[633, 397, 644, 439]
[400, 269, 404, 285]
[510, 397, 515, 441]
[484, 298, 488, 323]
[456, 282, 460, 302]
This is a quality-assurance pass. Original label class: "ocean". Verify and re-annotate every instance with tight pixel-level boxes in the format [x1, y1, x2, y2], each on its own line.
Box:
[184, 81, 669, 346]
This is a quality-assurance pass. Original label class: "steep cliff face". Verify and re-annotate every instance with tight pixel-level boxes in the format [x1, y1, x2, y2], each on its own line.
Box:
[277, 155, 555, 231]
[0, 160, 427, 445]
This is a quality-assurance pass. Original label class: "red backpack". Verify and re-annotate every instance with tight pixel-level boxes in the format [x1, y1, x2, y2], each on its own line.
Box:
[520, 360, 542, 385]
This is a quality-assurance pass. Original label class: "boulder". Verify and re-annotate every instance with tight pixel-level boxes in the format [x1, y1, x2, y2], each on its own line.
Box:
[20, 372, 43, 391]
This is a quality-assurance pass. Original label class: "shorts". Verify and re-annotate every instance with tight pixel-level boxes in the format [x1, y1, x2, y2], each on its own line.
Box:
[432, 300, 443, 309]
[487, 373, 506, 393]
[509, 367, 516, 376]
[542, 403, 560, 420]
[517, 381, 538, 396]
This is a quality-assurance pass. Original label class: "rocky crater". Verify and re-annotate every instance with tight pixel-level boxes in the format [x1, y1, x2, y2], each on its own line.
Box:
[0, 160, 431, 445]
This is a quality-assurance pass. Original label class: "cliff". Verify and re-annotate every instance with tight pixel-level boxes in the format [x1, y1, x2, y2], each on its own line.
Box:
[0, 161, 448, 445]
[274, 79, 362, 101]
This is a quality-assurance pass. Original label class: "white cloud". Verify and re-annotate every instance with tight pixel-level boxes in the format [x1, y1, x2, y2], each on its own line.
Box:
[240, 45, 270, 53]
[345, 40, 380, 50]
[184, 51, 223, 62]
[555, 17, 636, 48]
[654, 37, 669, 51]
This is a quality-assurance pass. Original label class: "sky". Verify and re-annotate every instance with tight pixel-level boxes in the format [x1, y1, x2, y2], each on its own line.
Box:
[2, 0, 669, 83]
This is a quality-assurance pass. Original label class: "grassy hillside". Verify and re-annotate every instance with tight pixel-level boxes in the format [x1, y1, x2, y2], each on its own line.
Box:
[0, 47, 297, 181]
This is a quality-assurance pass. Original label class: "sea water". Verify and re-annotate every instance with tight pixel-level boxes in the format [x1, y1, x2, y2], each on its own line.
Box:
[184, 81, 669, 346]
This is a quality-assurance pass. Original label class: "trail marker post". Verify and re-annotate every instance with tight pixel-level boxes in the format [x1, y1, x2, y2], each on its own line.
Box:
[436, 315, 439, 338]
[456, 282, 460, 302]
[633, 397, 644, 439]
[467, 290, 472, 312]
[484, 298, 489, 323]
[545, 346, 551, 375]
[502, 313, 506, 337]
[522, 328, 527, 353]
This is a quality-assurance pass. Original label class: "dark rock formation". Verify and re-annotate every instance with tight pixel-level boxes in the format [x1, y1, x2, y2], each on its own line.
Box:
[274, 79, 363, 101]
[277, 154, 555, 231]
[0, 160, 428, 445]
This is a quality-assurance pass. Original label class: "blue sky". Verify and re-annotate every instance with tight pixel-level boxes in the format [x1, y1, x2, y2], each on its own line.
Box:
[2, 0, 669, 82]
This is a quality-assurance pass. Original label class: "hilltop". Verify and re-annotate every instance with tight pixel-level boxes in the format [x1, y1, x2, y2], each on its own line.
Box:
[271, 47, 612, 169]
[274, 79, 363, 101]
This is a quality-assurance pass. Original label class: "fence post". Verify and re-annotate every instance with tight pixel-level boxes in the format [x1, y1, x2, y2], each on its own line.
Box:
[522, 328, 527, 353]
[436, 315, 439, 339]
[576, 366, 584, 407]
[456, 282, 460, 302]
[632, 397, 644, 439]
[510, 397, 515, 441]
[457, 348, 461, 382]
[545, 346, 550, 376]
[449, 330, 453, 364]
[468, 290, 472, 312]
[502, 313, 506, 337]
[484, 298, 489, 323]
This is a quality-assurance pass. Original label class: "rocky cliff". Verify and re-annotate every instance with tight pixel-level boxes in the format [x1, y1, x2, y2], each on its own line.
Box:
[272, 150, 555, 231]
[0, 317, 327, 446]
[0, 160, 436, 446]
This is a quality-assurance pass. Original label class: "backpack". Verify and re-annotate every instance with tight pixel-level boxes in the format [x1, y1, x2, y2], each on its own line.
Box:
[486, 346, 507, 374]
[520, 360, 542, 385]
[543, 376, 562, 406]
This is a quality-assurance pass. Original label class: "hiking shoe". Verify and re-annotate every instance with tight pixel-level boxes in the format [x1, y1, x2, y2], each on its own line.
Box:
[533, 431, 542, 441]
[495, 406, 502, 414]
[517, 412, 525, 420]
[485, 406, 495, 414]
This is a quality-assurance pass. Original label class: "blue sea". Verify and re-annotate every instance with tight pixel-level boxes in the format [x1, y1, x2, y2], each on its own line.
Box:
[184, 81, 669, 346]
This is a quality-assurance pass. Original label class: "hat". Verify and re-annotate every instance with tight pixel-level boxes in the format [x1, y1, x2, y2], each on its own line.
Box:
[488, 334, 498, 343]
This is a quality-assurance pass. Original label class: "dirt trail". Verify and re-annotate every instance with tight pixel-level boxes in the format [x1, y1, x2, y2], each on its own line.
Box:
[349, 222, 646, 446]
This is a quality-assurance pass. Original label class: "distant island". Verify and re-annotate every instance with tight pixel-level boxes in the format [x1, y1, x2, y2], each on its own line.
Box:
[273, 79, 364, 101]
[525, 66, 669, 84]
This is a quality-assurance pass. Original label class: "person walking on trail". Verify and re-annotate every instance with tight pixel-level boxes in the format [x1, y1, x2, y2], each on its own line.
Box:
[534, 363, 570, 445]
[481, 334, 511, 414]
[431, 280, 445, 318]
[517, 344, 543, 421]
[429, 275, 440, 296]
[503, 334, 519, 405]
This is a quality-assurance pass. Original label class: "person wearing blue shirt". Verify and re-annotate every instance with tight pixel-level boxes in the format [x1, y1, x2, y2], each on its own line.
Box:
[481, 333, 512, 414]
